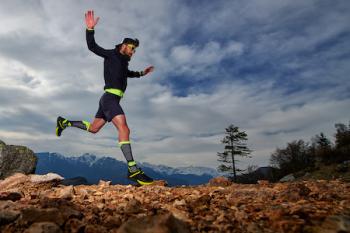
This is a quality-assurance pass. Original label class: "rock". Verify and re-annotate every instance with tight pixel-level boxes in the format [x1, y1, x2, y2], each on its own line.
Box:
[56, 185, 74, 200]
[0, 173, 29, 191]
[0, 209, 20, 226]
[64, 218, 85, 233]
[117, 213, 190, 233]
[257, 180, 269, 185]
[30, 173, 64, 183]
[208, 176, 232, 186]
[98, 180, 111, 187]
[24, 222, 62, 233]
[279, 174, 295, 182]
[84, 224, 108, 233]
[336, 161, 350, 173]
[0, 141, 37, 179]
[125, 198, 142, 214]
[0, 190, 23, 201]
[103, 215, 122, 228]
[150, 180, 168, 186]
[305, 215, 350, 233]
[20, 207, 65, 226]
[61, 176, 89, 186]
[0, 200, 17, 210]
[60, 206, 83, 220]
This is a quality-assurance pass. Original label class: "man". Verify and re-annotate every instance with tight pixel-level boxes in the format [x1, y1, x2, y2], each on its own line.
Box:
[56, 10, 154, 185]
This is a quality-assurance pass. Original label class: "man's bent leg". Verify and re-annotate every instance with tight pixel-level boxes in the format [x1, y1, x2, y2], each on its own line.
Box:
[56, 116, 106, 136]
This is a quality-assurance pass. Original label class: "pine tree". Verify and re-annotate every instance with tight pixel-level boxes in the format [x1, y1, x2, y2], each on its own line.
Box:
[217, 124, 251, 182]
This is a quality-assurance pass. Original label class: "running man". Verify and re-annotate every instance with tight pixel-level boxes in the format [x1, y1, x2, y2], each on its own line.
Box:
[56, 10, 154, 185]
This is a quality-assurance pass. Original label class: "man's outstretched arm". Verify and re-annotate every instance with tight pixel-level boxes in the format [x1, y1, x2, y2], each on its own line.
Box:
[85, 10, 111, 58]
[128, 66, 155, 78]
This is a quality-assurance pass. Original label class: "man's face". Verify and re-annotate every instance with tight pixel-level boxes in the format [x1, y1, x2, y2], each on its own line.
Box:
[121, 44, 136, 58]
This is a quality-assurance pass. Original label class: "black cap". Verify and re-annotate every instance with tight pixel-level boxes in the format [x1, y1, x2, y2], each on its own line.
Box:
[122, 38, 139, 47]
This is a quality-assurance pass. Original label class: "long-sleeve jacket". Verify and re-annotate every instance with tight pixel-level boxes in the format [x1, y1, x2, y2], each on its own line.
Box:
[86, 29, 142, 93]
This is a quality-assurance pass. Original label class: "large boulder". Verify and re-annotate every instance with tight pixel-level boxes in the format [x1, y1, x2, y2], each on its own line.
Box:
[0, 140, 37, 179]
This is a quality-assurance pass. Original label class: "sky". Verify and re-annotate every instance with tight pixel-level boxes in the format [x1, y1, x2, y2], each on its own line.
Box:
[0, 0, 349, 170]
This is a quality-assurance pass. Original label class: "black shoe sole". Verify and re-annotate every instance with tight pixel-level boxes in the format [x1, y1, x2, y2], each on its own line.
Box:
[127, 176, 153, 186]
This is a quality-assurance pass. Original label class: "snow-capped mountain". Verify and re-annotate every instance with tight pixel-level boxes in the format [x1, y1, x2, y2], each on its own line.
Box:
[35, 152, 218, 186]
[141, 163, 220, 177]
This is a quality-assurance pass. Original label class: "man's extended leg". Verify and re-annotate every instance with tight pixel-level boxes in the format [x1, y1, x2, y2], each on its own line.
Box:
[56, 116, 106, 136]
[111, 114, 153, 185]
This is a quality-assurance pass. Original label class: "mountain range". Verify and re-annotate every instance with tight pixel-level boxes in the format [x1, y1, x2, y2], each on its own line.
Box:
[35, 152, 220, 186]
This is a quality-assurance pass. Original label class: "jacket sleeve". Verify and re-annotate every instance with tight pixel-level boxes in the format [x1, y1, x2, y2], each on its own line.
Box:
[86, 29, 111, 58]
[127, 70, 143, 78]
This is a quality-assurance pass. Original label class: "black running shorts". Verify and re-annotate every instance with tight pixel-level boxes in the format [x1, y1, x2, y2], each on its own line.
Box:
[95, 92, 124, 122]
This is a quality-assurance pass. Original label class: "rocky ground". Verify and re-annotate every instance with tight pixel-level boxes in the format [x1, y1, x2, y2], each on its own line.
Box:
[0, 174, 349, 233]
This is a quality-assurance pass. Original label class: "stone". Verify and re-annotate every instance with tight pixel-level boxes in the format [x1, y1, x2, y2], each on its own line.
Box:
[64, 218, 85, 233]
[117, 213, 190, 233]
[98, 180, 111, 186]
[0, 209, 20, 226]
[84, 224, 108, 233]
[208, 176, 232, 186]
[0, 173, 29, 191]
[125, 198, 142, 214]
[20, 207, 65, 226]
[56, 185, 74, 200]
[30, 173, 64, 183]
[321, 215, 350, 232]
[103, 215, 122, 228]
[279, 174, 295, 182]
[0, 190, 23, 201]
[305, 215, 350, 233]
[336, 161, 350, 173]
[0, 200, 17, 210]
[257, 180, 269, 185]
[0, 141, 37, 179]
[60, 176, 88, 186]
[60, 206, 83, 220]
[24, 222, 62, 233]
[150, 180, 168, 186]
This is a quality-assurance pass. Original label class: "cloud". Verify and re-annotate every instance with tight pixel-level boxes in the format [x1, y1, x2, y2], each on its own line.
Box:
[0, 0, 349, 171]
[169, 40, 244, 76]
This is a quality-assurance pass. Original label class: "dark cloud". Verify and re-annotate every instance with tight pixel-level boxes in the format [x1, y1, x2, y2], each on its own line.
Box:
[0, 0, 349, 169]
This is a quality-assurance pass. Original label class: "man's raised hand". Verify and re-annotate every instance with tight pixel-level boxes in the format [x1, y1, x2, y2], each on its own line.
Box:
[85, 10, 100, 29]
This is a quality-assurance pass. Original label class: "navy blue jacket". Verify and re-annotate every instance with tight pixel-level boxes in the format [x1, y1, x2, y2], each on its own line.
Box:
[86, 29, 141, 92]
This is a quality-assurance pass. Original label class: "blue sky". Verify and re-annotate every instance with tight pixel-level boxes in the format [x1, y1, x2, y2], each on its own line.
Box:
[0, 0, 349, 169]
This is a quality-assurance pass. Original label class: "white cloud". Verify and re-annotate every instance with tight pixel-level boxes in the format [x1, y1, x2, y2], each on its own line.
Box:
[0, 0, 349, 171]
[169, 40, 244, 76]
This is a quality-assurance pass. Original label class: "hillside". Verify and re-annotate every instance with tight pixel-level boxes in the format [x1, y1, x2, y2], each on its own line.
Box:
[298, 163, 350, 182]
[0, 173, 349, 233]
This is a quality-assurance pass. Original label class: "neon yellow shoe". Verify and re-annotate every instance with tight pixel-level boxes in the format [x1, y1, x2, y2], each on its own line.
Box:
[56, 116, 69, 137]
[128, 167, 154, 186]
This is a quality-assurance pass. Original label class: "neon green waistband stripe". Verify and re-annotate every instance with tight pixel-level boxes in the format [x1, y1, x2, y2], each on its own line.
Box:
[105, 88, 124, 97]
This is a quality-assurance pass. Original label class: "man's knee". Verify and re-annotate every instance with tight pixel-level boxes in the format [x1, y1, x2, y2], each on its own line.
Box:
[89, 125, 100, 134]
[120, 125, 130, 134]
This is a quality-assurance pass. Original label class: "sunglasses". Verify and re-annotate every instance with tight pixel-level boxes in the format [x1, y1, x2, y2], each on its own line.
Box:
[126, 44, 136, 52]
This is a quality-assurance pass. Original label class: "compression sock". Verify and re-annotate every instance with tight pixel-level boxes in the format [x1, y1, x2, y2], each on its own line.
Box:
[119, 141, 138, 173]
[69, 120, 91, 131]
